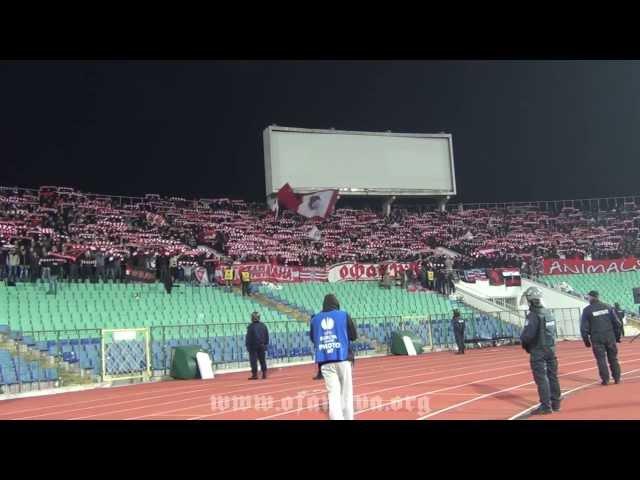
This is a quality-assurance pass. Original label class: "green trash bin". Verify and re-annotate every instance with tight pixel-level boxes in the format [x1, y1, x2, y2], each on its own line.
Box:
[170, 345, 208, 380]
[390, 331, 425, 355]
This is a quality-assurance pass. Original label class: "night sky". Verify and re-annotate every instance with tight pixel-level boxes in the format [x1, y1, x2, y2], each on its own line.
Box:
[2, 60, 639, 204]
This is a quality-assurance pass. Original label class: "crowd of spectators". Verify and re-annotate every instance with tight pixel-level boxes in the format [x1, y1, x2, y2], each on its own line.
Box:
[2, 186, 640, 285]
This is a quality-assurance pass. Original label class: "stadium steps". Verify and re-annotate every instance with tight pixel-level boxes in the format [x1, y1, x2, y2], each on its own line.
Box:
[540, 272, 640, 337]
[238, 287, 384, 355]
[0, 327, 94, 390]
[233, 287, 310, 322]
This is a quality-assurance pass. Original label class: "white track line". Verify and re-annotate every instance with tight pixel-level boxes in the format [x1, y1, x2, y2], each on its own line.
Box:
[2, 352, 414, 418]
[353, 344, 639, 420]
[420, 359, 640, 420]
[0, 371, 306, 417]
[508, 366, 640, 420]
[255, 350, 596, 420]
[108, 350, 547, 420]
[119, 348, 552, 420]
[188, 350, 592, 420]
[7, 343, 574, 418]
[12, 349, 504, 420]
[7, 343, 588, 420]
[354, 355, 616, 418]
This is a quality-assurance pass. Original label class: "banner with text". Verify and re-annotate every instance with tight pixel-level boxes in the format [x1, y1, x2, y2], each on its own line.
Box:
[327, 262, 419, 283]
[214, 263, 329, 284]
[212, 261, 438, 284]
[543, 257, 640, 275]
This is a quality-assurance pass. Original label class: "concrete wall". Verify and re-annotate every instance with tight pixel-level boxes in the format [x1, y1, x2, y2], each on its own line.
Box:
[455, 278, 587, 338]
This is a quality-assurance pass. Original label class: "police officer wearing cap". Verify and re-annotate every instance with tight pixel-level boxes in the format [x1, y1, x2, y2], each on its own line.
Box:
[581, 291, 622, 385]
[246, 311, 269, 380]
[519, 286, 562, 415]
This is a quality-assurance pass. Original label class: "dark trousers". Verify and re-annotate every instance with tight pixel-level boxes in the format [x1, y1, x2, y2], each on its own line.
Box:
[242, 281, 250, 296]
[249, 346, 267, 377]
[454, 330, 465, 353]
[70, 263, 79, 282]
[592, 339, 621, 382]
[30, 266, 40, 283]
[8, 266, 18, 283]
[530, 347, 561, 410]
[163, 275, 173, 294]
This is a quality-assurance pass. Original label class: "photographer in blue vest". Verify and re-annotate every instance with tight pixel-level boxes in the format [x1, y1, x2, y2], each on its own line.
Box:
[310, 294, 357, 420]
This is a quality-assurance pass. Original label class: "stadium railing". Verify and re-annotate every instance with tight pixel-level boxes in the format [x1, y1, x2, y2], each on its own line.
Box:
[1, 307, 583, 393]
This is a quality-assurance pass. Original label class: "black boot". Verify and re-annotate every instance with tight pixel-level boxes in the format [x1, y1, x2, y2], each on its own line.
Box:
[551, 401, 561, 412]
[248, 375, 258, 380]
[530, 406, 553, 416]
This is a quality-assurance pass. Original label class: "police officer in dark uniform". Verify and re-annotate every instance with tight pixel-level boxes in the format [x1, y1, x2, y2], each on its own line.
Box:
[451, 309, 465, 354]
[613, 303, 625, 338]
[245, 312, 269, 380]
[519, 286, 562, 415]
[581, 291, 622, 385]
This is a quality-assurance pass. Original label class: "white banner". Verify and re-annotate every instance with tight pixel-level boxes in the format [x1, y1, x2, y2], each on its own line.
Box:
[327, 261, 419, 283]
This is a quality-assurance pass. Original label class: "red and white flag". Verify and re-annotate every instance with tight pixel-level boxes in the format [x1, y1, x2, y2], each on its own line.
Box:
[276, 183, 338, 220]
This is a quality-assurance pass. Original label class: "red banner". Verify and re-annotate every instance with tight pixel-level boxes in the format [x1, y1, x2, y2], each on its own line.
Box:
[215, 263, 305, 284]
[543, 257, 640, 275]
[213, 261, 417, 284]
[487, 268, 522, 286]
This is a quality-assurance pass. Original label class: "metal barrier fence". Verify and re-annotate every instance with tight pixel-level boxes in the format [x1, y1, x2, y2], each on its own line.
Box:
[4, 185, 640, 214]
[0, 307, 584, 393]
[0, 328, 101, 394]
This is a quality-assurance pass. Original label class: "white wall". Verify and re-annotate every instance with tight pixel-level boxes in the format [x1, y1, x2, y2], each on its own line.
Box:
[456, 279, 587, 338]
[521, 279, 587, 310]
[264, 127, 455, 195]
[454, 282, 526, 328]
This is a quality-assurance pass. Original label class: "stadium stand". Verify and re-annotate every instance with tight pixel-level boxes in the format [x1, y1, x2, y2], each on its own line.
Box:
[1, 185, 638, 390]
[541, 271, 640, 315]
[2, 186, 640, 275]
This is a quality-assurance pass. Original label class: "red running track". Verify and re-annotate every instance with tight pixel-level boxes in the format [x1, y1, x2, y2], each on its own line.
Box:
[0, 340, 638, 420]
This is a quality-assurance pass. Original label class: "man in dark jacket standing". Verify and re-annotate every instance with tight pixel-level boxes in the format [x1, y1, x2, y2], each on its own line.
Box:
[451, 309, 465, 354]
[520, 287, 562, 415]
[157, 252, 172, 294]
[613, 302, 625, 338]
[29, 248, 40, 283]
[246, 311, 269, 380]
[581, 291, 622, 385]
[310, 294, 357, 420]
